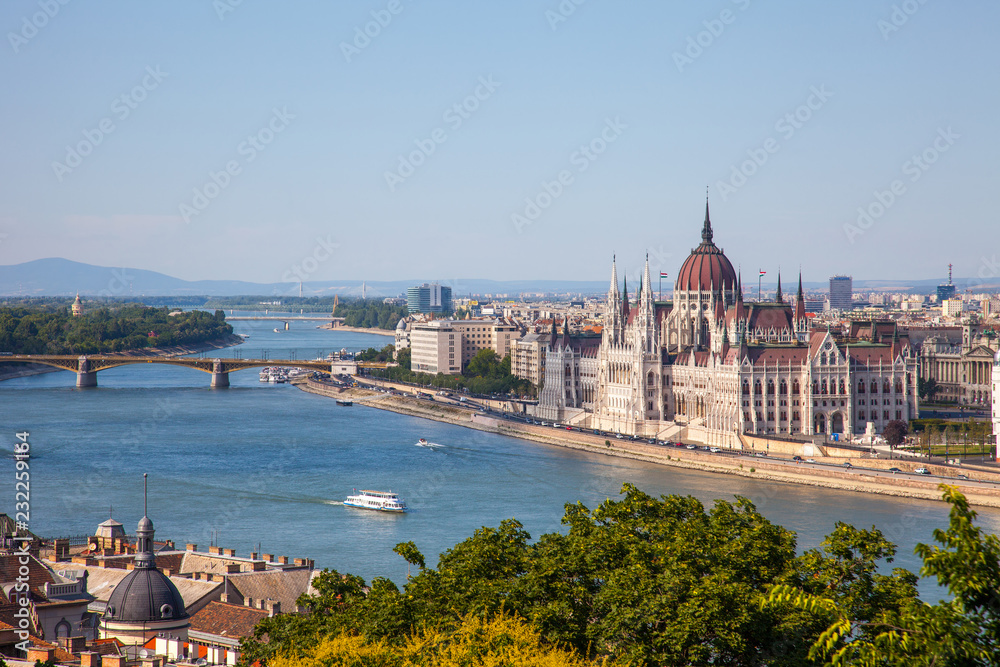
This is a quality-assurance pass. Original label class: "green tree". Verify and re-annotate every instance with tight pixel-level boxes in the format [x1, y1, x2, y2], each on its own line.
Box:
[766, 484, 1000, 666]
[883, 419, 908, 450]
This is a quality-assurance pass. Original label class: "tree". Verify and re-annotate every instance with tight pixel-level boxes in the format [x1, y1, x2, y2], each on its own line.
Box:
[918, 377, 939, 401]
[767, 485, 1000, 666]
[883, 420, 908, 450]
[269, 612, 608, 667]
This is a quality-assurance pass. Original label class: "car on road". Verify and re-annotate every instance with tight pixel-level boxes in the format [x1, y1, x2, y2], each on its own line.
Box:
[914, 467, 931, 475]
[792, 455, 803, 462]
[888, 467, 902, 474]
[957, 474, 969, 480]
[843, 461, 853, 468]
[615, 434, 624, 440]
[805, 458, 816, 463]
[686, 444, 697, 450]
[709, 447, 720, 453]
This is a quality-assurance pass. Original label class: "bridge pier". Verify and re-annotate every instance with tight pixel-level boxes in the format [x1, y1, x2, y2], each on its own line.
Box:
[210, 360, 230, 388]
[77, 356, 97, 388]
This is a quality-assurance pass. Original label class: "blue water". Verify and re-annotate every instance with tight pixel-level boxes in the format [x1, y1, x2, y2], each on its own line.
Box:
[1, 319, 997, 601]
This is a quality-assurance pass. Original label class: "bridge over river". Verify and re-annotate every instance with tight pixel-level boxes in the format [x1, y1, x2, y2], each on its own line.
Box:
[0, 354, 385, 387]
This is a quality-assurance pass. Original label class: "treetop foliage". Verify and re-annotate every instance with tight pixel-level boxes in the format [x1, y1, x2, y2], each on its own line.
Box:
[0, 304, 232, 354]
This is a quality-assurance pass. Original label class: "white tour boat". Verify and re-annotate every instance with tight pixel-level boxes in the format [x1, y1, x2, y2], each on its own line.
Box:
[343, 490, 407, 512]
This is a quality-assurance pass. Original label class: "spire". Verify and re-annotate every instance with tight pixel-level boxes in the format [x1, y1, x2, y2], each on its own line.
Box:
[641, 253, 654, 310]
[561, 315, 572, 347]
[702, 190, 713, 244]
[795, 271, 806, 323]
[609, 255, 620, 300]
[622, 276, 630, 320]
[135, 473, 156, 570]
[775, 272, 783, 303]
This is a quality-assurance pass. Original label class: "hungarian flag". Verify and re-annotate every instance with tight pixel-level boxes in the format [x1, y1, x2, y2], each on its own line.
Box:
[660, 271, 668, 278]
[759, 270, 767, 277]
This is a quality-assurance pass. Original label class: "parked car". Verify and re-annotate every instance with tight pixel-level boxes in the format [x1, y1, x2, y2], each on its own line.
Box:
[957, 474, 969, 480]
[615, 434, 624, 440]
[686, 444, 697, 450]
[709, 447, 720, 453]
[805, 458, 816, 463]
[888, 467, 902, 474]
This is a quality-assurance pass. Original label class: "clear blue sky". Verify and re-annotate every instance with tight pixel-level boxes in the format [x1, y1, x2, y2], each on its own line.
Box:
[1, 0, 996, 286]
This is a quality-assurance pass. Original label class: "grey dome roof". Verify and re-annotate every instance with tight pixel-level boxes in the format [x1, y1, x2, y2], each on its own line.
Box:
[104, 568, 188, 623]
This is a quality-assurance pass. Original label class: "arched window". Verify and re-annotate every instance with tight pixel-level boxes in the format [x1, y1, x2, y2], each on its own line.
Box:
[883, 379, 891, 394]
[767, 380, 775, 395]
[871, 380, 879, 394]
[821, 379, 828, 395]
[895, 379, 903, 393]
[858, 380, 866, 393]
[780, 380, 788, 395]
[838, 379, 846, 395]
[742, 381, 750, 395]
[792, 380, 800, 394]
[754, 381, 762, 395]
[820, 353, 827, 365]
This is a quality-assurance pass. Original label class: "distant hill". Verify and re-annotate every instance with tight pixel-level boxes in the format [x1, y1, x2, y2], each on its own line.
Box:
[0, 258, 993, 298]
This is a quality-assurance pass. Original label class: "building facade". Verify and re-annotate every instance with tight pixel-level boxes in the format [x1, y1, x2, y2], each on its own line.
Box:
[406, 284, 453, 314]
[918, 325, 997, 407]
[409, 318, 522, 375]
[993, 350, 1000, 449]
[829, 276, 853, 312]
[535, 202, 919, 447]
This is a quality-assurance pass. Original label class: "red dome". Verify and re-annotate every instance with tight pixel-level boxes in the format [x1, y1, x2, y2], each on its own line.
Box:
[675, 202, 737, 293]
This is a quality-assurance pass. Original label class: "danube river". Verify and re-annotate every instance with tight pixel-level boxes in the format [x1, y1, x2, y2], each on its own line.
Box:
[2, 317, 997, 601]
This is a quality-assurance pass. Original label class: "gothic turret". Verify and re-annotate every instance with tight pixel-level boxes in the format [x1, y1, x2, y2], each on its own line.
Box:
[775, 273, 783, 303]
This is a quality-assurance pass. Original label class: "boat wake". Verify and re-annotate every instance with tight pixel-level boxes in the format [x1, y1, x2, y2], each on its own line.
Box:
[415, 441, 445, 449]
[324, 500, 345, 505]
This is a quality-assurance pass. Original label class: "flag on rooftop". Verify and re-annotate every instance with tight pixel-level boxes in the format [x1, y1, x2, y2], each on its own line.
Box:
[660, 271, 668, 277]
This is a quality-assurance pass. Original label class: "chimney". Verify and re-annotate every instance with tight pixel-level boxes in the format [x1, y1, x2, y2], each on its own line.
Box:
[250, 552, 258, 560]
[224, 548, 236, 557]
[226, 564, 241, 574]
[220, 592, 231, 604]
[293, 558, 305, 566]
[264, 599, 281, 616]
[27, 648, 55, 663]
[262, 553, 274, 562]
[245, 597, 254, 608]
[80, 651, 102, 667]
[186, 543, 197, 551]
[102, 656, 127, 667]
[209, 546, 223, 555]
[252, 560, 266, 571]
[277, 556, 289, 565]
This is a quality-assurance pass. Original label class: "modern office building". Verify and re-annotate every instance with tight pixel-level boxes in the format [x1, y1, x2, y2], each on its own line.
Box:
[828, 275, 853, 312]
[937, 263, 957, 302]
[407, 283, 453, 314]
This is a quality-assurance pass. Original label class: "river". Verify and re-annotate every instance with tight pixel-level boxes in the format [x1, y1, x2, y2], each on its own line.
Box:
[1, 315, 996, 602]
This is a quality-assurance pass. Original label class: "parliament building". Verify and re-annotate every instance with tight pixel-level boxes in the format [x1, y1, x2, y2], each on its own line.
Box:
[536, 201, 919, 447]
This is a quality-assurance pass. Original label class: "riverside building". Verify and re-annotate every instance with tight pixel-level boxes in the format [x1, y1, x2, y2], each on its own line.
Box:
[532, 201, 919, 446]
[409, 318, 521, 375]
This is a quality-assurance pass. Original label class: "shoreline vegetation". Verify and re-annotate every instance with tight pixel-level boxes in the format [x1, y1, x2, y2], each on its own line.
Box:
[293, 377, 1000, 509]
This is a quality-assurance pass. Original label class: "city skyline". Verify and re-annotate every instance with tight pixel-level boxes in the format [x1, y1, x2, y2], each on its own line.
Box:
[2, 1, 998, 285]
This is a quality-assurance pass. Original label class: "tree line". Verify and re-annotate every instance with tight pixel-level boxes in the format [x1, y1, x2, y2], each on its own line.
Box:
[0, 305, 233, 354]
[240, 484, 999, 666]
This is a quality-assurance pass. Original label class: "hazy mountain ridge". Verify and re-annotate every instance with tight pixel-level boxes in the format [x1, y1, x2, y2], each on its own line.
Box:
[0, 258, 991, 298]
